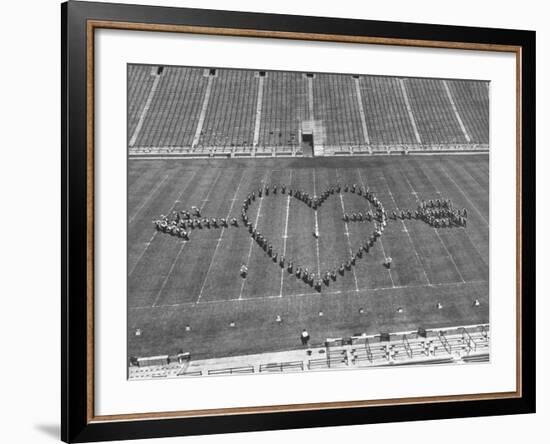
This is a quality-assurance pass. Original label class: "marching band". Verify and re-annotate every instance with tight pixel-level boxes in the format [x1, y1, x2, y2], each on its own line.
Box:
[151, 182, 468, 292]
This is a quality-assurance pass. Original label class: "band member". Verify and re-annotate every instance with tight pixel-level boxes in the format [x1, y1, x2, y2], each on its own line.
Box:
[281, 184, 286, 194]
[230, 217, 238, 227]
[240, 263, 248, 278]
[384, 257, 393, 269]
[300, 329, 310, 346]
[287, 261, 294, 273]
[279, 255, 285, 268]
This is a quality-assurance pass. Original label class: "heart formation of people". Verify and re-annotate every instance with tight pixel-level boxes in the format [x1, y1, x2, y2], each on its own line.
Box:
[153, 183, 468, 292]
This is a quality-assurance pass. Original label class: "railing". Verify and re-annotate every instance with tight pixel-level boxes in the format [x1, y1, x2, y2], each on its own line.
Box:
[259, 361, 304, 373]
[207, 365, 254, 376]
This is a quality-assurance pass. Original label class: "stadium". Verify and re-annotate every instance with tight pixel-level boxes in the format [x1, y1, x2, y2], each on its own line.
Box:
[127, 64, 490, 379]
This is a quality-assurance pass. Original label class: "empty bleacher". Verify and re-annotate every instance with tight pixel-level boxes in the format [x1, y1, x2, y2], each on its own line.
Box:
[359, 76, 419, 146]
[447, 80, 490, 144]
[258, 71, 308, 149]
[128, 65, 157, 138]
[314, 73, 364, 146]
[127, 65, 490, 156]
[198, 69, 258, 149]
[132, 66, 207, 148]
[405, 77, 467, 145]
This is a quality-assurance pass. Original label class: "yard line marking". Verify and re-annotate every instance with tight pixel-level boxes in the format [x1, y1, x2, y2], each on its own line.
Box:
[356, 169, 396, 288]
[133, 279, 488, 309]
[312, 169, 321, 277]
[336, 170, 359, 292]
[238, 172, 270, 300]
[151, 169, 223, 307]
[438, 165, 489, 226]
[400, 167, 466, 284]
[128, 174, 169, 224]
[191, 75, 214, 148]
[279, 170, 293, 297]
[398, 79, 422, 144]
[195, 172, 246, 304]
[128, 168, 200, 277]
[129, 73, 161, 147]
[353, 77, 370, 144]
[442, 80, 471, 143]
[378, 171, 431, 286]
[453, 161, 489, 195]
[252, 76, 265, 147]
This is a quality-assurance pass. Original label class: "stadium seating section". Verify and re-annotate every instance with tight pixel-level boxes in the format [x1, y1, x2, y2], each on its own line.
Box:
[128, 65, 490, 156]
[128, 324, 490, 379]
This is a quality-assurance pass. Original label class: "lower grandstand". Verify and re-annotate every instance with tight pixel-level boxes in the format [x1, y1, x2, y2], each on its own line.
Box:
[127, 65, 489, 378]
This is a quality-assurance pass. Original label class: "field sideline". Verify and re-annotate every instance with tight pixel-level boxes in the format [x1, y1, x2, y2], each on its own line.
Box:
[128, 155, 489, 361]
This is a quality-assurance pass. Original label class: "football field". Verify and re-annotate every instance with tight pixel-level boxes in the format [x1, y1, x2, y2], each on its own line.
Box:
[128, 154, 489, 361]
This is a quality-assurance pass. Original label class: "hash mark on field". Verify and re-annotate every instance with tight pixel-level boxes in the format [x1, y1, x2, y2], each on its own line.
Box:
[356, 169, 396, 288]
[128, 174, 169, 224]
[195, 172, 246, 304]
[133, 279, 488, 309]
[151, 169, 223, 307]
[336, 170, 359, 292]
[400, 167, 466, 284]
[239, 172, 270, 300]
[378, 171, 431, 286]
[279, 170, 293, 297]
[128, 169, 200, 277]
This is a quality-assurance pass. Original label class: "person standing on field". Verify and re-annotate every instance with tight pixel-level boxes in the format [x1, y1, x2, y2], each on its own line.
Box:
[301, 329, 310, 346]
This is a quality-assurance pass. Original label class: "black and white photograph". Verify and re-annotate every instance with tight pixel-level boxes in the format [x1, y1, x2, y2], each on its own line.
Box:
[127, 64, 490, 379]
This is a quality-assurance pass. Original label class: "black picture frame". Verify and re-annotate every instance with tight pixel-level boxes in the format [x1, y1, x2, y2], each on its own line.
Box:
[62, 1, 536, 442]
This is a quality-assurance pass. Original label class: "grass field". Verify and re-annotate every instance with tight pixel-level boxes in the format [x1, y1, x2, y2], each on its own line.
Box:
[127, 154, 489, 361]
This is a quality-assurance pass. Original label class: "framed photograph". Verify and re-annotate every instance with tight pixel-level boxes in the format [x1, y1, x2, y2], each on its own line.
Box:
[62, 1, 535, 442]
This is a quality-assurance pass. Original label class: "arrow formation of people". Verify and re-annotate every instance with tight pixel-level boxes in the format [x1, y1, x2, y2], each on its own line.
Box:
[153, 205, 240, 240]
[152, 181, 468, 292]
